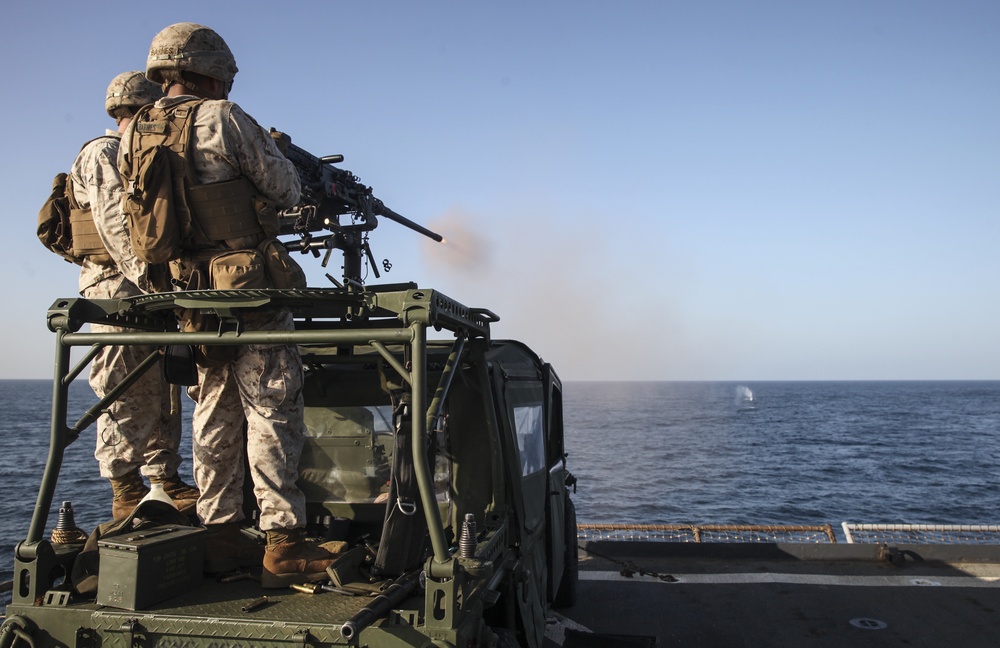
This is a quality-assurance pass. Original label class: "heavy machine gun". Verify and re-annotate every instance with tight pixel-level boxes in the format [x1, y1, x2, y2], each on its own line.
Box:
[277, 140, 443, 286]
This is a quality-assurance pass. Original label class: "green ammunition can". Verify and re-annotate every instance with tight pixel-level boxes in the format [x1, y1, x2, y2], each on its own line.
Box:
[97, 525, 205, 610]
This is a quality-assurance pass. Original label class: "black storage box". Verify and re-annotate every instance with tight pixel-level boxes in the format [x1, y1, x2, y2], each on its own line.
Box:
[97, 525, 205, 610]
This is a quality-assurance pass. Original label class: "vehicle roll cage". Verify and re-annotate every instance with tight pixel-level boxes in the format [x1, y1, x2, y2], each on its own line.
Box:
[20, 286, 499, 597]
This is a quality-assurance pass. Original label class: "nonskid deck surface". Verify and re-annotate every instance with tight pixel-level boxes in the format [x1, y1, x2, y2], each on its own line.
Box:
[7, 541, 1000, 647]
[83, 576, 375, 644]
[548, 541, 1000, 647]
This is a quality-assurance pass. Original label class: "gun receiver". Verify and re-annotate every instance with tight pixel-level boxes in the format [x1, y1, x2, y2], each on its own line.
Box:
[278, 141, 442, 286]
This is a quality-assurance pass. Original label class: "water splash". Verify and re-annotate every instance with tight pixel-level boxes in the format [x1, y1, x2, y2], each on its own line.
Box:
[736, 385, 755, 410]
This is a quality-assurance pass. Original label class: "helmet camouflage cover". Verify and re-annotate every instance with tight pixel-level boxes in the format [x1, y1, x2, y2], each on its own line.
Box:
[105, 71, 164, 116]
[146, 22, 238, 85]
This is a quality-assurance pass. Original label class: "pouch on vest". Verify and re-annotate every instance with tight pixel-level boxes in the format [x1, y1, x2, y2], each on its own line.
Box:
[208, 249, 269, 290]
[38, 172, 82, 265]
[259, 238, 307, 289]
[69, 206, 113, 266]
[123, 145, 182, 264]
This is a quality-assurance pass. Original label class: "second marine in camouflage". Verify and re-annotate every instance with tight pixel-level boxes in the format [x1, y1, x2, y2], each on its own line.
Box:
[70, 71, 198, 520]
[120, 22, 337, 586]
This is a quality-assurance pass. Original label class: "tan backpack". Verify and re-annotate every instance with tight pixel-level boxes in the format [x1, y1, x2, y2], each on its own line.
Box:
[119, 102, 204, 264]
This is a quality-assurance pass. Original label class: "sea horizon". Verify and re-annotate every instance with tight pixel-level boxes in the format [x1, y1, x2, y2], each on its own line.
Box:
[4, 379, 999, 586]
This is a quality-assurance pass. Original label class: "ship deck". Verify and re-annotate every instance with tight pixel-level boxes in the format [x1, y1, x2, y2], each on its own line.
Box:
[550, 540, 1000, 647]
[7, 535, 1000, 647]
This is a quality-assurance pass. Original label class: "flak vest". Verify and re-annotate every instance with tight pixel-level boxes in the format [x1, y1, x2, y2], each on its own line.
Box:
[120, 98, 305, 304]
[120, 99, 272, 262]
[68, 188, 113, 265]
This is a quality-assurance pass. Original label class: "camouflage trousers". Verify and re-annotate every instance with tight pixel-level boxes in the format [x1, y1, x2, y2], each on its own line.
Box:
[189, 308, 307, 531]
[84, 277, 183, 480]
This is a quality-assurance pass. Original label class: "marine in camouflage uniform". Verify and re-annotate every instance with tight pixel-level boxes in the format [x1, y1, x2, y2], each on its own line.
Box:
[123, 23, 337, 585]
[69, 71, 198, 520]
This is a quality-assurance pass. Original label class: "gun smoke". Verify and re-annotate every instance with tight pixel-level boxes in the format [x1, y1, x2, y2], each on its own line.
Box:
[420, 208, 708, 380]
[423, 208, 493, 278]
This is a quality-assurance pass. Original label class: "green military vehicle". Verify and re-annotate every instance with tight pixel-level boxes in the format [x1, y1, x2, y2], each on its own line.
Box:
[3, 149, 577, 648]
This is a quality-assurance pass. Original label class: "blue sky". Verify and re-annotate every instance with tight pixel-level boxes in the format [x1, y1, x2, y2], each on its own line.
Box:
[2, 1, 997, 380]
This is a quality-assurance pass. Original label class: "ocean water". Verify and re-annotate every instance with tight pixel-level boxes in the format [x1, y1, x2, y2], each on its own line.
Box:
[2, 379, 999, 589]
[564, 381, 1000, 527]
[0, 380, 198, 592]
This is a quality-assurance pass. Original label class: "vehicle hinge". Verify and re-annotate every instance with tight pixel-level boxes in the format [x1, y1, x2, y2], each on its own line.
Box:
[565, 470, 578, 494]
[75, 627, 97, 648]
[120, 619, 146, 648]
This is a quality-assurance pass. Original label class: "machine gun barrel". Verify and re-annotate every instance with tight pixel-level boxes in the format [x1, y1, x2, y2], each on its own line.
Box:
[374, 202, 443, 242]
[340, 570, 421, 642]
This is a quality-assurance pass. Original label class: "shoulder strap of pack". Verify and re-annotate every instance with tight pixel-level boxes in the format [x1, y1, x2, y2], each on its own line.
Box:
[122, 100, 204, 178]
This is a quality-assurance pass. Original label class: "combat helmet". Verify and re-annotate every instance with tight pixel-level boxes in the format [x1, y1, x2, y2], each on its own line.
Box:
[146, 22, 238, 86]
[105, 71, 164, 117]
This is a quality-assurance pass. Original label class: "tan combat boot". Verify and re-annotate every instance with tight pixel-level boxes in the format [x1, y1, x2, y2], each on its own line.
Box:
[151, 474, 200, 515]
[203, 523, 265, 574]
[110, 469, 149, 520]
[261, 529, 337, 588]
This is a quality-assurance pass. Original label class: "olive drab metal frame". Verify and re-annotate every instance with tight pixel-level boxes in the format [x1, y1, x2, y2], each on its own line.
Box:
[10, 287, 540, 638]
[9, 285, 574, 648]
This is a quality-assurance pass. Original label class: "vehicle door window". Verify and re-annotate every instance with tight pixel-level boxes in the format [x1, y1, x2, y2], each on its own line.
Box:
[513, 403, 545, 476]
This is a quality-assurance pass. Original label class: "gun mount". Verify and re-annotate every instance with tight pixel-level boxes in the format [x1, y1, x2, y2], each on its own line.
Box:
[277, 141, 443, 287]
